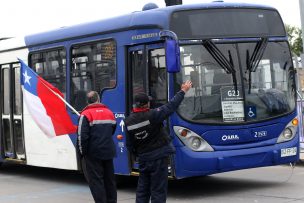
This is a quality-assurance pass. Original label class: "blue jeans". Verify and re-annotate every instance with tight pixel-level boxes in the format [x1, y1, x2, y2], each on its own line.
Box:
[136, 157, 168, 203]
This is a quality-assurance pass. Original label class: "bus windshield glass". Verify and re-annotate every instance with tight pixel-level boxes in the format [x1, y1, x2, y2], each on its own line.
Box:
[176, 41, 296, 123]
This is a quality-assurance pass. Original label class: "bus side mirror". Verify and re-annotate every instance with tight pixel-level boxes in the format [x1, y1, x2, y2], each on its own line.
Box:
[165, 39, 181, 73]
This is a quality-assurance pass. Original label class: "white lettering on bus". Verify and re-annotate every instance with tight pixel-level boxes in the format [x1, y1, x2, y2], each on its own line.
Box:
[222, 134, 240, 141]
[115, 113, 125, 119]
[132, 33, 158, 40]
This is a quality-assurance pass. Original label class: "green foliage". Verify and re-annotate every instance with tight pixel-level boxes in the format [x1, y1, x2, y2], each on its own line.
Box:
[285, 24, 303, 56]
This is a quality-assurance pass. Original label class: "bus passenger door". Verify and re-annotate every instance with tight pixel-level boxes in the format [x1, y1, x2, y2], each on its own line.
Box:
[127, 45, 146, 172]
[127, 44, 168, 172]
[1, 63, 25, 160]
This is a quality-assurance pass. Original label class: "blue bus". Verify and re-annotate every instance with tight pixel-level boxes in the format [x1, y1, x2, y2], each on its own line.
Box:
[0, 2, 299, 178]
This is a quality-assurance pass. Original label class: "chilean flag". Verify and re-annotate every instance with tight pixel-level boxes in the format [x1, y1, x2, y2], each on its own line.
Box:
[19, 59, 77, 137]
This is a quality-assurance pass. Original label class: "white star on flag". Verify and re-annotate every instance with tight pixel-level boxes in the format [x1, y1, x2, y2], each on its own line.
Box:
[23, 70, 31, 86]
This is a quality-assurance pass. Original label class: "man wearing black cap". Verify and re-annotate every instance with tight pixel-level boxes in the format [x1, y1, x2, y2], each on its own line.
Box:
[125, 80, 192, 203]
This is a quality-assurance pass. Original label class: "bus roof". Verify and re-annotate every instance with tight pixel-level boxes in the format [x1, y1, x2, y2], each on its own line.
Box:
[22, 2, 276, 47]
[0, 37, 26, 52]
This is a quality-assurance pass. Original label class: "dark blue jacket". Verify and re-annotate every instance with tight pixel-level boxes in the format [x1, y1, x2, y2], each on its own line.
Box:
[77, 103, 117, 160]
[125, 91, 185, 161]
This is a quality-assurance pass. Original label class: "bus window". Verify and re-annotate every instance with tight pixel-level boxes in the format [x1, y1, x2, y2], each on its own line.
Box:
[149, 48, 167, 107]
[238, 41, 295, 120]
[71, 40, 116, 111]
[30, 49, 66, 95]
[130, 49, 145, 106]
[13, 64, 22, 115]
[177, 40, 294, 123]
[3, 67, 10, 115]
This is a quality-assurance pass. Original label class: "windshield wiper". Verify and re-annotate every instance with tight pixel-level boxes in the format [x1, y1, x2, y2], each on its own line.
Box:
[228, 50, 237, 93]
[246, 38, 268, 94]
[202, 40, 237, 91]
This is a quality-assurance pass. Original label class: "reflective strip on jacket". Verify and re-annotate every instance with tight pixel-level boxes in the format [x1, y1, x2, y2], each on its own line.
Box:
[78, 103, 117, 160]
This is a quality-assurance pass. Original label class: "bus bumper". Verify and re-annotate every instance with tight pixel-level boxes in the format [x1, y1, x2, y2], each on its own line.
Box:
[174, 137, 299, 179]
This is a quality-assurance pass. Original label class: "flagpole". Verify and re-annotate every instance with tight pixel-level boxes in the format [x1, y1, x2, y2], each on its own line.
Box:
[30, 71, 80, 116]
[49, 89, 80, 116]
[32, 74, 80, 116]
[40, 81, 80, 116]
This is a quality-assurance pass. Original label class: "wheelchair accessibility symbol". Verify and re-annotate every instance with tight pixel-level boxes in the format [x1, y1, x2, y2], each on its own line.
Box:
[246, 106, 256, 119]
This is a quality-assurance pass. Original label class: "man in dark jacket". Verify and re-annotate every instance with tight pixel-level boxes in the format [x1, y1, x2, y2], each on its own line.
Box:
[125, 80, 192, 203]
[78, 91, 117, 203]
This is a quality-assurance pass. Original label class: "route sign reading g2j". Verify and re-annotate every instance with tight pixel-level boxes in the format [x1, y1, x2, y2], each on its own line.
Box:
[220, 86, 245, 122]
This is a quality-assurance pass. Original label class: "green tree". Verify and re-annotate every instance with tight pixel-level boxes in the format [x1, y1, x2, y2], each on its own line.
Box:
[285, 24, 303, 56]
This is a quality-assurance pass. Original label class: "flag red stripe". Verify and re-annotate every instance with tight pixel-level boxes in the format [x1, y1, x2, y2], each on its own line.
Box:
[37, 78, 76, 135]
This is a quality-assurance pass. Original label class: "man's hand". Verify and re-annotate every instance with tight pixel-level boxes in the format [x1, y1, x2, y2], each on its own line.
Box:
[181, 80, 192, 93]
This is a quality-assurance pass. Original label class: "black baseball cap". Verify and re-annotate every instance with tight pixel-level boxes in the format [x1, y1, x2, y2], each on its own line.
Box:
[134, 93, 150, 106]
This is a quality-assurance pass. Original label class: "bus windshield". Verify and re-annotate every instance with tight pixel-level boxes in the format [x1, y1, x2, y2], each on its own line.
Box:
[176, 40, 296, 123]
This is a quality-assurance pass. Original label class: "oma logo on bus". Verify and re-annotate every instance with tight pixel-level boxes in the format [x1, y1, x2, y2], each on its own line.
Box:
[222, 134, 239, 141]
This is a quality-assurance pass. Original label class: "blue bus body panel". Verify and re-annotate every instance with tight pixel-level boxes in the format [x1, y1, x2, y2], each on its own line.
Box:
[174, 134, 299, 178]
[170, 111, 299, 178]
[171, 113, 296, 150]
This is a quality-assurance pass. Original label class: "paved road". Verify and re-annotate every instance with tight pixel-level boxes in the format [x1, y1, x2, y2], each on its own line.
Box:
[0, 163, 303, 203]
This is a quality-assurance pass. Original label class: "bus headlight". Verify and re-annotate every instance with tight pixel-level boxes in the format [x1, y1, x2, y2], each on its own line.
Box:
[277, 117, 298, 143]
[191, 137, 201, 150]
[282, 128, 293, 139]
[173, 126, 214, 152]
